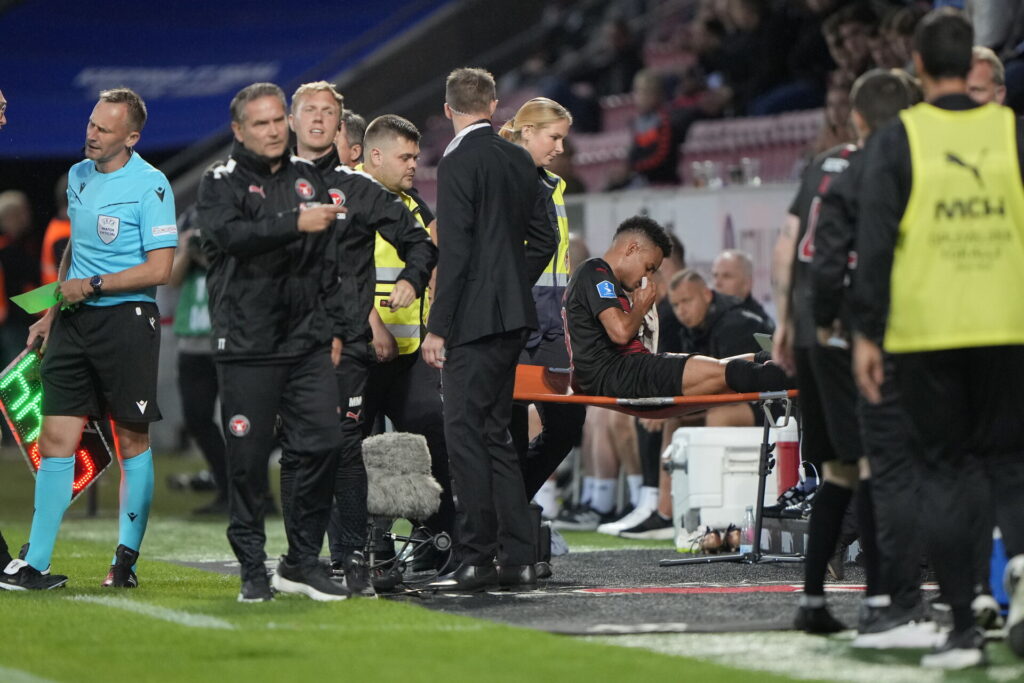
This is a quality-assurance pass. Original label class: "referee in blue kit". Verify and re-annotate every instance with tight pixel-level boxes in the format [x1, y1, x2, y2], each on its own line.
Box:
[0, 88, 176, 591]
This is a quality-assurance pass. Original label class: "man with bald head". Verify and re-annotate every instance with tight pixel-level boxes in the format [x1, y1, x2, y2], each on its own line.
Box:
[712, 249, 774, 329]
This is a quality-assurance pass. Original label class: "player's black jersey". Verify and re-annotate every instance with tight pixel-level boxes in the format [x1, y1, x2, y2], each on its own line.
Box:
[563, 258, 648, 389]
[787, 143, 856, 347]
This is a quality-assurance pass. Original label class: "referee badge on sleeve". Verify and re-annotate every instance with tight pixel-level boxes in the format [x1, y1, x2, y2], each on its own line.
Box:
[97, 215, 120, 244]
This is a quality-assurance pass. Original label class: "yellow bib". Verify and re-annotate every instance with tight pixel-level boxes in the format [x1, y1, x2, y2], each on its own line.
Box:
[886, 102, 1024, 352]
[360, 163, 432, 356]
[536, 170, 571, 287]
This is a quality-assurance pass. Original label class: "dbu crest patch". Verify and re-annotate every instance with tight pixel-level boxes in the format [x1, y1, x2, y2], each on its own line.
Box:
[595, 280, 616, 299]
[97, 215, 120, 244]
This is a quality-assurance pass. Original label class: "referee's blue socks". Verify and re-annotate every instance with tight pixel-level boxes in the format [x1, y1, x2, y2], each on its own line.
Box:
[116, 448, 154, 563]
[25, 455, 75, 572]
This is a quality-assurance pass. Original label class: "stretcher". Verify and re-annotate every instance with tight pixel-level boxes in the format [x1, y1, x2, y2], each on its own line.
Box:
[512, 364, 797, 418]
[513, 363, 803, 568]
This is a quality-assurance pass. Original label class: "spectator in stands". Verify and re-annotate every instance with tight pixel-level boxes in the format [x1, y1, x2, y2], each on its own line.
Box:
[967, 46, 1006, 105]
[711, 248, 773, 329]
[0, 189, 40, 367]
[872, 6, 927, 70]
[813, 74, 856, 154]
[335, 109, 365, 168]
[607, 70, 679, 190]
[40, 175, 69, 285]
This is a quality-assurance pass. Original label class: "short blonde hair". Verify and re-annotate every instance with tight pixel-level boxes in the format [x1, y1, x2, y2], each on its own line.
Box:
[291, 81, 344, 115]
[972, 46, 1005, 86]
[498, 97, 573, 144]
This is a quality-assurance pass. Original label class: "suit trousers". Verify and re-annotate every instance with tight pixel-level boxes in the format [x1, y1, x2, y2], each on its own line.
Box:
[217, 350, 342, 580]
[443, 329, 535, 566]
[510, 336, 586, 498]
[895, 345, 1024, 613]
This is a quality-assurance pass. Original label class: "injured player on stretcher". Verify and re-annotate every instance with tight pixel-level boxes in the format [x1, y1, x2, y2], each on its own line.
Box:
[563, 216, 793, 398]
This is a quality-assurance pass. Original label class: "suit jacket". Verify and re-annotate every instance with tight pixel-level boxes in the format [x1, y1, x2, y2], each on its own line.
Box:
[428, 122, 556, 347]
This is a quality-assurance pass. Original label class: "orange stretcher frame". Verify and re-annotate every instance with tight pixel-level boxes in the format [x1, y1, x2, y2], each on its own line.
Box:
[512, 364, 798, 419]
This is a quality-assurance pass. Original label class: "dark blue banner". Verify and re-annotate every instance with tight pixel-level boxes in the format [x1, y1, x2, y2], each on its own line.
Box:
[0, 0, 449, 158]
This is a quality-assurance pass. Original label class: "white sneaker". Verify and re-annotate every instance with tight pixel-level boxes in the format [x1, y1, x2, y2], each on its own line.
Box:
[597, 488, 657, 536]
[920, 627, 986, 669]
[852, 620, 944, 649]
[1005, 554, 1024, 656]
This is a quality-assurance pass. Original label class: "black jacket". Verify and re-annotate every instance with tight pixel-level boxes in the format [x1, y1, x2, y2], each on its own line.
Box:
[428, 122, 556, 347]
[679, 292, 772, 358]
[812, 148, 863, 331]
[196, 141, 344, 361]
[311, 148, 437, 343]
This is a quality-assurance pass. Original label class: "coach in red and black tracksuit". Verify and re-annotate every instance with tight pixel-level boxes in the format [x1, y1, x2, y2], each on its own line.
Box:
[197, 84, 350, 601]
[280, 144, 435, 578]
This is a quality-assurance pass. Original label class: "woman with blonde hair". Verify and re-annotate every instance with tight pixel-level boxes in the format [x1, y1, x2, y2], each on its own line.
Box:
[502, 99, 589, 561]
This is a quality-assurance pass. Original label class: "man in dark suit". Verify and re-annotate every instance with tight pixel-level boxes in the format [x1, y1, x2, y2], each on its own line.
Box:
[422, 67, 556, 592]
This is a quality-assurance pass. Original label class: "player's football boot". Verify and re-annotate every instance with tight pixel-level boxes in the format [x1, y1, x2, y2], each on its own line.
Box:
[102, 544, 139, 588]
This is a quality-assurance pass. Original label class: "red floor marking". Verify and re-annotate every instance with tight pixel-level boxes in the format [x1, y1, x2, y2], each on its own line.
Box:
[581, 584, 867, 595]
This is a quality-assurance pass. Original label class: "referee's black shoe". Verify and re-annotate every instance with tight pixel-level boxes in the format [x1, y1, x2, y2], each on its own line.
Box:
[102, 544, 139, 588]
[0, 559, 68, 591]
[271, 556, 350, 601]
[429, 563, 499, 592]
[496, 564, 537, 592]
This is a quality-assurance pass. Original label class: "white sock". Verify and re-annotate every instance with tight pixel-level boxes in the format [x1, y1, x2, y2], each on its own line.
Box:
[532, 479, 558, 519]
[626, 475, 643, 507]
[591, 478, 616, 514]
[581, 477, 595, 506]
[864, 594, 891, 608]
[638, 486, 659, 512]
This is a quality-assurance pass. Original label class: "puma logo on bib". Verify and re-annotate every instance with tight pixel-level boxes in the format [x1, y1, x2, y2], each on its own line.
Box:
[97, 215, 119, 244]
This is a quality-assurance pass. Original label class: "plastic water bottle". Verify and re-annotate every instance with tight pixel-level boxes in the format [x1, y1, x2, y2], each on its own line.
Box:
[740, 506, 755, 554]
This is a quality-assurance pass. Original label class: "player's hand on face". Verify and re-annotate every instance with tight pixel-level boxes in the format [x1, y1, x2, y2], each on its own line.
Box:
[386, 280, 416, 311]
[297, 204, 342, 233]
[27, 309, 54, 351]
[58, 278, 90, 305]
[634, 278, 657, 313]
[421, 332, 446, 369]
[371, 326, 398, 363]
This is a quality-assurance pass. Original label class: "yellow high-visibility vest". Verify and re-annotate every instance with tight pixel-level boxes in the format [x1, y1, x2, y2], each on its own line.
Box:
[537, 169, 570, 288]
[886, 102, 1024, 352]
[358, 164, 431, 355]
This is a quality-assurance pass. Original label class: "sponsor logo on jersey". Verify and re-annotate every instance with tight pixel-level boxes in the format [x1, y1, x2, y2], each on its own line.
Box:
[155, 187, 166, 202]
[596, 280, 616, 299]
[295, 178, 315, 199]
[97, 215, 119, 244]
[228, 414, 250, 437]
[136, 400, 148, 414]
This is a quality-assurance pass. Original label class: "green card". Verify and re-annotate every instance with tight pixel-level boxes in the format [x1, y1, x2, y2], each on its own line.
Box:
[11, 283, 60, 314]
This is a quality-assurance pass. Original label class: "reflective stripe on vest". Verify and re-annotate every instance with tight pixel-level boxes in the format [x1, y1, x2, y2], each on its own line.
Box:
[885, 102, 1024, 352]
[536, 170, 571, 289]
[369, 178, 431, 356]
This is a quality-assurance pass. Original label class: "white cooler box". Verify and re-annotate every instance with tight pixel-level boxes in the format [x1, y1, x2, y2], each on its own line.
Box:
[666, 427, 776, 539]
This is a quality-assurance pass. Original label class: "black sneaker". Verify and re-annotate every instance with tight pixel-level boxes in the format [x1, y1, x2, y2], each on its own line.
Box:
[618, 512, 674, 540]
[794, 605, 847, 634]
[271, 557, 350, 601]
[762, 481, 815, 518]
[550, 506, 616, 531]
[0, 559, 68, 591]
[921, 627, 986, 669]
[238, 572, 274, 603]
[102, 544, 139, 588]
[336, 551, 375, 598]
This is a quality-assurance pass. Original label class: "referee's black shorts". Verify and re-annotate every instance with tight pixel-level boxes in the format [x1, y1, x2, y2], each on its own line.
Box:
[42, 302, 162, 423]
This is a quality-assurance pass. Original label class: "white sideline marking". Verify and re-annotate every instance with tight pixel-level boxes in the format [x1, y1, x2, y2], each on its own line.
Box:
[0, 666, 59, 683]
[70, 595, 234, 630]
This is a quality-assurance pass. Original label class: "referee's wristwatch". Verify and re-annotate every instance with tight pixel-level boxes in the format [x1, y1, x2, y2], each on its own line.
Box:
[89, 275, 104, 299]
